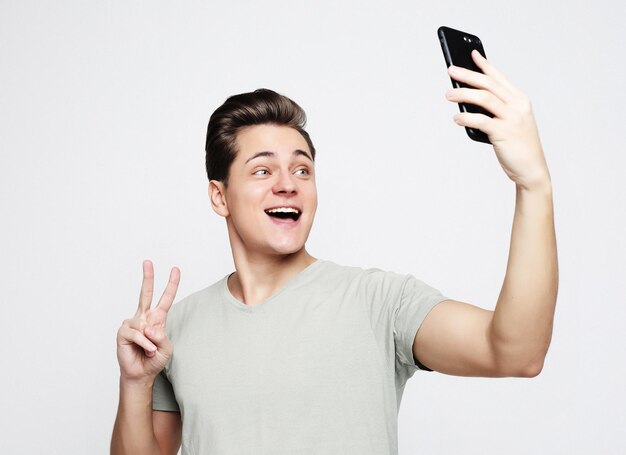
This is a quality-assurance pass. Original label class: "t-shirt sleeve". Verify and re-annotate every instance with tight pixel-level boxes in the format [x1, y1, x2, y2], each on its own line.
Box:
[393, 274, 449, 373]
[152, 369, 180, 412]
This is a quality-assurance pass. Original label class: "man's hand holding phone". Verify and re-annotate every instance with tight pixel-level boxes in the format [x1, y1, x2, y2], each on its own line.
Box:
[116, 260, 180, 385]
[445, 49, 551, 191]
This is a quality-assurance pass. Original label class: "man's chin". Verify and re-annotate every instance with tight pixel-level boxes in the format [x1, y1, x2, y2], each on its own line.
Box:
[270, 244, 307, 257]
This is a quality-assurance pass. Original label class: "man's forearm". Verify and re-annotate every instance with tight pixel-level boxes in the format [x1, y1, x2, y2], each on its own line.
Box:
[111, 380, 161, 455]
[490, 181, 558, 376]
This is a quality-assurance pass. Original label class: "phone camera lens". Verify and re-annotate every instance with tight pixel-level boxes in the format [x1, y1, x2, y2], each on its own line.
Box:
[463, 36, 467, 41]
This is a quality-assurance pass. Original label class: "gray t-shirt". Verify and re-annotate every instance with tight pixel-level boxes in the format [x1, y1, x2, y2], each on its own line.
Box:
[153, 259, 448, 455]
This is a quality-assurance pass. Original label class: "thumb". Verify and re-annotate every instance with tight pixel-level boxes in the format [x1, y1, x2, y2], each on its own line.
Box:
[145, 326, 173, 359]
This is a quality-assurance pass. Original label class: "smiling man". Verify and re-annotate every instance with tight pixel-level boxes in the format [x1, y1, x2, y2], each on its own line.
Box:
[111, 52, 558, 455]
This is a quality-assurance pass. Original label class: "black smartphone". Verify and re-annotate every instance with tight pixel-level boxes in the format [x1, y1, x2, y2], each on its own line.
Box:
[437, 26, 493, 144]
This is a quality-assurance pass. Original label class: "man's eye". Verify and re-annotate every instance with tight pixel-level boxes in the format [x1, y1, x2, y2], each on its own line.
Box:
[294, 168, 309, 176]
[253, 169, 269, 176]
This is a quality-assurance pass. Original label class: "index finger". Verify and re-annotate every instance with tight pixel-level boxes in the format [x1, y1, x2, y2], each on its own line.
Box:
[448, 64, 513, 104]
[470, 50, 523, 96]
[137, 259, 154, 315]
[155, 266, 181, 314]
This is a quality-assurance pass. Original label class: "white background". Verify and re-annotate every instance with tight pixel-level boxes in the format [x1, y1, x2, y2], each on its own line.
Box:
[1, 1, 625, 453]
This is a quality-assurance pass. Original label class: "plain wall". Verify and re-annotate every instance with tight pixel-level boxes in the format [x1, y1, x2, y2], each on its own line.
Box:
[1, 1, 624, 453]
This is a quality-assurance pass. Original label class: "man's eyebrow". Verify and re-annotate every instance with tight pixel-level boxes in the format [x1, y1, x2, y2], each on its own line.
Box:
[293, 149, 313, 162]
[244, 149, 313, 164]
[245, 151, 275, 164]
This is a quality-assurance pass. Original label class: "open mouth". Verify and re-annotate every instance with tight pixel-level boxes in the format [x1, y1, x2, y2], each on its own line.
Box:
[264, 207, 302, 222]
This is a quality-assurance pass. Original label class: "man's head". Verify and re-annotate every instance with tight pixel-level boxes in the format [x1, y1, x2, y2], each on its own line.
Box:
[205, 88, 315, 186]
[206, 89, 318, 258]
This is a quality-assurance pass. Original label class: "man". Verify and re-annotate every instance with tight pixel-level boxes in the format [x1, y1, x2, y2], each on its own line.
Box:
[111, 50, 558, 455]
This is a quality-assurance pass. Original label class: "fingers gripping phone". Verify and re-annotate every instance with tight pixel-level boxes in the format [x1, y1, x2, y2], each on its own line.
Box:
[438, 26, 493, 144]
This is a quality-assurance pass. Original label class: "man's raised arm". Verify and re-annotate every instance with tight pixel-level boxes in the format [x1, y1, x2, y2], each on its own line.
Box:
[111, 261, 182, 455]
[413, 50, 558, 377]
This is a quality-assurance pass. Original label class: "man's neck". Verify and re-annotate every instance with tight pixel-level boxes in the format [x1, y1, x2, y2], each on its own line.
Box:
[227, 248, 317, 306]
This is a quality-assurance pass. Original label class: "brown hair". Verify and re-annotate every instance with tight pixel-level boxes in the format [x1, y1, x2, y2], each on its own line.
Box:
[205, 88, 316, 185]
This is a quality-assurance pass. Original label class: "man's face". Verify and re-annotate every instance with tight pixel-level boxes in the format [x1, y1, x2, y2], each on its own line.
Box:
[216, 124, 317, 257]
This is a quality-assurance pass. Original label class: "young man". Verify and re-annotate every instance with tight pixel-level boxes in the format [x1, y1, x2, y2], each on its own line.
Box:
[111, 50, 558, 455]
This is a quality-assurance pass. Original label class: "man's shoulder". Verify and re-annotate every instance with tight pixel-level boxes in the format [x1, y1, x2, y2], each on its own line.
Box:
[168, 275, 227, 319]
[315, 259, 408, 289]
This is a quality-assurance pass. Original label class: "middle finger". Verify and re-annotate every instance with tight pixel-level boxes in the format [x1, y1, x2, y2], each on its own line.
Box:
[448, 65, 513, 104]
[446, 87, 508, 119]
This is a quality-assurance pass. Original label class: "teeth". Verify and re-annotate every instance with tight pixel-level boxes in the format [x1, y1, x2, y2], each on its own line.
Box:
[265, 207, 300, 214]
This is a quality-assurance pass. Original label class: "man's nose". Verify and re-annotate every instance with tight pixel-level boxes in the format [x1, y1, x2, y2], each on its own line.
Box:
[272, 170, 296, 194]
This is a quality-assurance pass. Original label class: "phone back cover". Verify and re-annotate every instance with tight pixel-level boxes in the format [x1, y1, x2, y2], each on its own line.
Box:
[438, 26, 492, 143]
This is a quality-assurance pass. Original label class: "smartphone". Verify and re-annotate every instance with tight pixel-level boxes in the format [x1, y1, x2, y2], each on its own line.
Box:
[437, 26, 493, 144]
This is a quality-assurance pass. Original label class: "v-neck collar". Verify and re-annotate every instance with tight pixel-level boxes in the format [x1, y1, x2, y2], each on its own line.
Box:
[221, 259, 323, 312]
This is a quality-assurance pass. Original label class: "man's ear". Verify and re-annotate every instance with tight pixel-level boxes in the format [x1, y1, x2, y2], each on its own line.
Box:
[208, 180, 229, 217]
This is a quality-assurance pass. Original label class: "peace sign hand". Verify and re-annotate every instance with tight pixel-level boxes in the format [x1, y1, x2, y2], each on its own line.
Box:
[116, 260, 180, 385]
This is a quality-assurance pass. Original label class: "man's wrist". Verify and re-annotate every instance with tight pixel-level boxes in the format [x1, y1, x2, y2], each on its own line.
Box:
[119, 376, 156, 392]
[516, 176, 553, 195]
